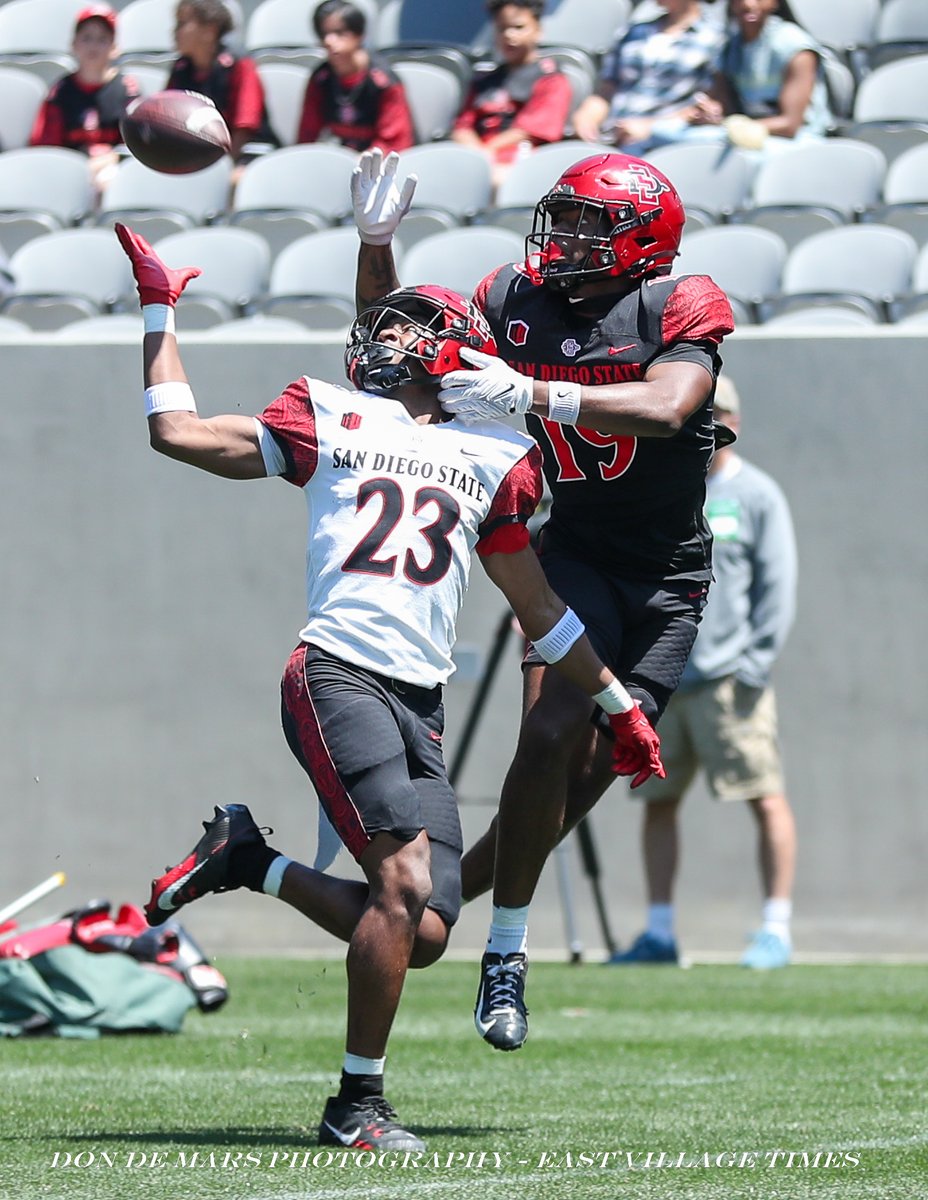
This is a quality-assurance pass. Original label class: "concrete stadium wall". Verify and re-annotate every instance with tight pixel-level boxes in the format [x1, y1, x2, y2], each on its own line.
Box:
[1, 328, 926, 960]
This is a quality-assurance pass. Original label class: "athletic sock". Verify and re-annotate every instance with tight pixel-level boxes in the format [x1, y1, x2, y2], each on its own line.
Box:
[486, 904, 529, 957]
[761, 897, 792, 944]
[229, 842, 283, 893]
[646, 903, 676, 944]
[338, 1056, 386, 1103]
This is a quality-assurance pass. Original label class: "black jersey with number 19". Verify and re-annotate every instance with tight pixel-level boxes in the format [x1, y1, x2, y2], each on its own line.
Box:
[474, 264, 734, 583]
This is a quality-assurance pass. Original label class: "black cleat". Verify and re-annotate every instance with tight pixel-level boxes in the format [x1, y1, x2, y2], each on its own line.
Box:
[145, 804, 269, 927]
[474, 951, 529, 1051]
[318, 1094, 426, 1151]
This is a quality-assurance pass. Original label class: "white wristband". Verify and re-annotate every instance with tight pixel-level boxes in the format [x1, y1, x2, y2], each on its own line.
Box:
[592, 678, 634, 714]
[144, 382, 197, 417]
[547, 381, 581, 424]
[143, 304, 175, 335]
[532, 607, 585, 664]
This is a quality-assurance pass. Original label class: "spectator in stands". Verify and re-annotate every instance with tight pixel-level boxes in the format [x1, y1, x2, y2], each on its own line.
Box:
[571, 0, 723, 154]
[687, 0, 833, 151]
[168, 0, 278, 163]
[608, 375, 799, 970]
[29, 5, 141, 196]
[297, 0, 414, 154]
[451, 0, 572, 191]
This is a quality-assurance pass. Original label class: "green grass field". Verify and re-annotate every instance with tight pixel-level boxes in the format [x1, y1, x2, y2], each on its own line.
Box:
[3, 959, 927, 1200]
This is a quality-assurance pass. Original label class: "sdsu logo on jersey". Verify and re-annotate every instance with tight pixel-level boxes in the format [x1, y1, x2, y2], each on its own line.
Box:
[561, 338, 581, 357]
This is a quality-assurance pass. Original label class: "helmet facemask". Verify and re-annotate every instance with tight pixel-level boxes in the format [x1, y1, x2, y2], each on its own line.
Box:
[345, 287, 496, 394]
[526, 194, 668, 291]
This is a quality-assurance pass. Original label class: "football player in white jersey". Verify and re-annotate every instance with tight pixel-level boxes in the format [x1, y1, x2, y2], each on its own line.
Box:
[114, 223, 665, 1153]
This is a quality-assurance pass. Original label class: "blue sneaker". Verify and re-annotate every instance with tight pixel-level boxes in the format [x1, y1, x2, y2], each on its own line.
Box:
[740, 930, 791, 969]
[605, 932, 679, 965]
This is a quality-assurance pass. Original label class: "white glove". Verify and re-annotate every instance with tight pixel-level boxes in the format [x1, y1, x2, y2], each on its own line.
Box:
[350, 148, 417, 245]
[438, 348, 535, 424]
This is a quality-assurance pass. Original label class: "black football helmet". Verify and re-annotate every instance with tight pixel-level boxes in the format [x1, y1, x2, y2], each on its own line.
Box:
[525, 152, 685, 291]
[345, 285, 497, 395]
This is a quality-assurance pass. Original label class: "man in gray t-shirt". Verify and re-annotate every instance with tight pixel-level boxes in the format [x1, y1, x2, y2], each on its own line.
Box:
[609, 374, 798, 969]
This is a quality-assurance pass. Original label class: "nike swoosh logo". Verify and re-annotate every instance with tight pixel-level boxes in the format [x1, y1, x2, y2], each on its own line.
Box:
[323, 1121, 361, 1145]
[157, 859, 210, 910]
[608, 343, 637, 355]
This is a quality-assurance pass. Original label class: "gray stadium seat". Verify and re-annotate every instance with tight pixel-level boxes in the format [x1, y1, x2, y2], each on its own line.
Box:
[51, 313, 146, 341]
[647, 143, 754, 223]
[0, 0, 76, 57]
[119, 62, 170, 99]
[484, 139, 615, 233]
[675, 225, 787, 323]
[762, 224, 917, 322]
[258, 226, 393, 326]
[398, 226, 524, 295]
[864, 142, 928, 245]
[736, 139, 887, 248]
[97, 156, 234, 241]
[115, 0, 176, 64]
[256, 61, 309, 146]
[789, 0, 879, 56]
[0, 314, 31, 336]
[393, 143, 493, 247]
[2, 228, 134, 330]
[380, 45, 473, 92]
[229, 144, 357, 259]
[889, 239, 928, 320]
[141, 227, 271, 326]
[0, 67, 48, 150]
[0, 147, 94, 255]
[869, 0, 928, 71]
[197, 314, 312, 339]
[391, 60, 463, 143]
[538, 0, 631, 59]
[852, 56, 928, 123]
[761, 305, 879, 329]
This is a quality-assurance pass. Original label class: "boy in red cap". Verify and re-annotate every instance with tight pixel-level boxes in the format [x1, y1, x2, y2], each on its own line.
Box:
[30, 5, 141, 197]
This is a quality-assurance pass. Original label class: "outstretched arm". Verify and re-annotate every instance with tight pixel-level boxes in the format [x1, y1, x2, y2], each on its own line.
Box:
[351, 148, 416, 313]
[481, 545, 664, 788]
[116, 223, 267, 480]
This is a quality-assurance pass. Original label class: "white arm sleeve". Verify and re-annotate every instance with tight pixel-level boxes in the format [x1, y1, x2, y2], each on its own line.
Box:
[254, 418, 287, 477]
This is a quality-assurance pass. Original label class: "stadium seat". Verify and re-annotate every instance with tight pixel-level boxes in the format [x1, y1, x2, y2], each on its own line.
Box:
[51, 312, 146, 341]
[864, 142, 928, 245]
[2, 228, 134, 330]
[398, 226, 523, 295]
[889, 240, 928, 320]
[228, 144, 357, 260]
[761, 305, 879, 328]
[538, 0, 631, 59]
[868, 0, 928, 71]
[0, 67, 48, 151]
[0, 314, 32, 336]
[0, 147, 94, 256]
[647, 143, 754, 224]
[392, 142, 493, 247]
[760, 224, 917, 322]
[675, 226, 788, 323]
[789, 0, 879, 61]
[735, 139, 887, 249]
[0, 55, 75, 87]
[115, 0, 177, 65]
[391, 60, 463, 142]
[0, 0, 76, 58]
[482, 139, 614, 233]
[120, 62, 170, 98]
[197, 314, 312, 339]
[97, 156, 234, 241]
[137, 228, 272, 327]
[852, 56, 928, 124]
[256, 61, 310, 146]
[257, 226, 393, 326]
[379, 45, 473, 92]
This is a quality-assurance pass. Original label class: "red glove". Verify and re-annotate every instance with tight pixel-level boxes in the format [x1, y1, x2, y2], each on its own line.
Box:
[115, 222, 201, 307]
[607, 704, 666, 789]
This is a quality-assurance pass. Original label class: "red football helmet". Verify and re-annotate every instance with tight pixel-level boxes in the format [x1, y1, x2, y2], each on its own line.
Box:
[346, 284, 497, 394]
[525, 153, 685, 290]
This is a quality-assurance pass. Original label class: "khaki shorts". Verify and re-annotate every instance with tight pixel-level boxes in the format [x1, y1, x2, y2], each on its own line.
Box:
[634, 675, 784, 803]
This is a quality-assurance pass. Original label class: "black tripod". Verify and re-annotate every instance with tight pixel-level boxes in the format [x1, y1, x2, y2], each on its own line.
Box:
[449, 609, 619, 962]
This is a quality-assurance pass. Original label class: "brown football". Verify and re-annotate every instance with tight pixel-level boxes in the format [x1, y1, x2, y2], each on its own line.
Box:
[120, 90, 231, 175]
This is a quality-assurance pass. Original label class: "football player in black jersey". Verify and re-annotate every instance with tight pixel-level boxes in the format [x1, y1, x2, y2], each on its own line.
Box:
[352, 148, 734, 1052]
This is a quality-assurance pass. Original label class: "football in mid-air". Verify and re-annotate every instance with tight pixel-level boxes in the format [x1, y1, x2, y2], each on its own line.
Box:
[120, 90, 231, 175]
